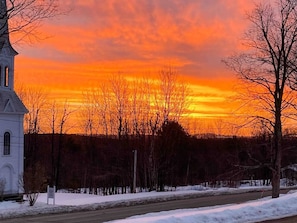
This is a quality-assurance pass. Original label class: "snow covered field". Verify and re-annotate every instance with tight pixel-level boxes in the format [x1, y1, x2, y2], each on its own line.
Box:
[0, 186, 297, 222]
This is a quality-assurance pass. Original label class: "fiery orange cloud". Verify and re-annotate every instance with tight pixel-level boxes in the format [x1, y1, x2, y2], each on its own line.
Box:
[12, 0, 262, 134]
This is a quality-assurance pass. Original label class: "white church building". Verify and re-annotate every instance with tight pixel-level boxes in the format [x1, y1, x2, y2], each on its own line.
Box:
[0, 0, 28, 198]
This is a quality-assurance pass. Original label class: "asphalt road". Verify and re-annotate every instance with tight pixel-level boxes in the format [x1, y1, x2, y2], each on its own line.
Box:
[0, 190, 291, 223]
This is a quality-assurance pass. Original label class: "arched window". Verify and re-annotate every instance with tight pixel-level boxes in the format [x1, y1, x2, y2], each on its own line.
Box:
[4, 66, 8, 87]
[3, 132, 10, 155]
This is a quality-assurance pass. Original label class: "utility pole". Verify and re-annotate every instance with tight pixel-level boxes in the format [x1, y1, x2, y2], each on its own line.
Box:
[133, 150, 137, 193]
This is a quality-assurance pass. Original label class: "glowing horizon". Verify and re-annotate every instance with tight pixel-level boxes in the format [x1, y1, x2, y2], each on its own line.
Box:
[11, 0, 264, 135]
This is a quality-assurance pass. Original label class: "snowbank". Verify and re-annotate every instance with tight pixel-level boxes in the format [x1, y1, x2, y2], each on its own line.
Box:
[0, 186, 296, 222]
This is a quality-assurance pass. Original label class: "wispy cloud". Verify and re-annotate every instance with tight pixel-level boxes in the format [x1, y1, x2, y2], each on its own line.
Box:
[14, 0, 257, 119]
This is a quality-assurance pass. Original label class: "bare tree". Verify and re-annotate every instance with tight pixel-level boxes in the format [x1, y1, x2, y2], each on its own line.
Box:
[130, 77, 154, 136]
[109, 73, 130, 139]
[81, 82, 119, 136]
[16, 85, 48, 169]
[81, 90, 98, 136]
[95, 83, 115, 136]
[46, 101, 58, 186]
[17, 86, 47, 134]
[43, 99, 74, 189]
[53, 100, 74, 190]
[224, 0, 297, 198]
[21, 163, 46, 206]
[1, 0, 65, 44]
[131, 79, 143, 136]
[80, 70, 192, 190]
[155, 66, 190, 124]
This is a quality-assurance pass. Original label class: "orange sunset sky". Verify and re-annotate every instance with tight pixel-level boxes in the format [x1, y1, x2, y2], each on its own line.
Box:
[12, 0, 263, 135]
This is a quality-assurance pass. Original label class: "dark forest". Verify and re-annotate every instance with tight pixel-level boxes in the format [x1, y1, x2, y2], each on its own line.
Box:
[24, 121, 297, 194]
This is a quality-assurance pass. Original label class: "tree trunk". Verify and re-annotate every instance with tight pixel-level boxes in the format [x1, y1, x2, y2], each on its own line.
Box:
[185, 156, 190, 185]
[148, 132, 157, 191]
[272, 100, 282, 198]
[55, 133, 63, 191]
[271, 138, 281, 198]
[51, 131, 55, 186]
[271, 167, 280, 198]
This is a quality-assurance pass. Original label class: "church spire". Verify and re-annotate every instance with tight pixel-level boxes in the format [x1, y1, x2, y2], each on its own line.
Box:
[0, 0, 8, 41]
[0, 0, 17, 56]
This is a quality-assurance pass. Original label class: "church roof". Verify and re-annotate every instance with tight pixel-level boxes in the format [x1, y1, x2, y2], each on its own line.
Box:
[0, 39, 18, 56]
[0, 91, 28, 114]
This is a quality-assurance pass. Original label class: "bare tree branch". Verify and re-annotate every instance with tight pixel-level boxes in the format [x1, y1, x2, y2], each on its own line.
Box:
[0, 0, 67, 44]
[224, 0, 297, 198]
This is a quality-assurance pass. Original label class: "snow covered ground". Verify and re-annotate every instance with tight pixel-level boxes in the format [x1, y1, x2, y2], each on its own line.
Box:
[0, 185, 297, 222]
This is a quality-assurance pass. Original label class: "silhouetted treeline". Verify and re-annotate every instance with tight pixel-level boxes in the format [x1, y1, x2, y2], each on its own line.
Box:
[24, 121, 297, 193]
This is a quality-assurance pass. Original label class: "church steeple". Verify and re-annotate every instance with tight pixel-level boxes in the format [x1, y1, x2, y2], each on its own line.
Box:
[0, 0, 9, 43]
[0, 0, 16, 51]
[0, 0, 17, 56]
[0, 0, 17, 91]
[0, 0, 27, 201]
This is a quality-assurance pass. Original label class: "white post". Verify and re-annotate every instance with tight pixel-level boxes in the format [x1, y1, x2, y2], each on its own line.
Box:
[133, 150, 137, 193]
[47, 185, 56, 205]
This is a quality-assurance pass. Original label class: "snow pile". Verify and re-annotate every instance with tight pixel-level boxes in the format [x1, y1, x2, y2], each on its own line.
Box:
[108, 191, 297, 223]
[0, 186, 296, 222]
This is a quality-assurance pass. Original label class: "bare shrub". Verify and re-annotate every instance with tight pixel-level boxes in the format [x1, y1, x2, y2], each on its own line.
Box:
[21, 163, 46, 206]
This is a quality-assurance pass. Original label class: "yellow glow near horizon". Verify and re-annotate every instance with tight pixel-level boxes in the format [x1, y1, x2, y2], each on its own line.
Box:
[13, 0, 259, 135]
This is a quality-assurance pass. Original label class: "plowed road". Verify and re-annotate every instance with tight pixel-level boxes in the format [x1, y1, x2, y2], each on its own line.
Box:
[0, 189, 292, 223]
